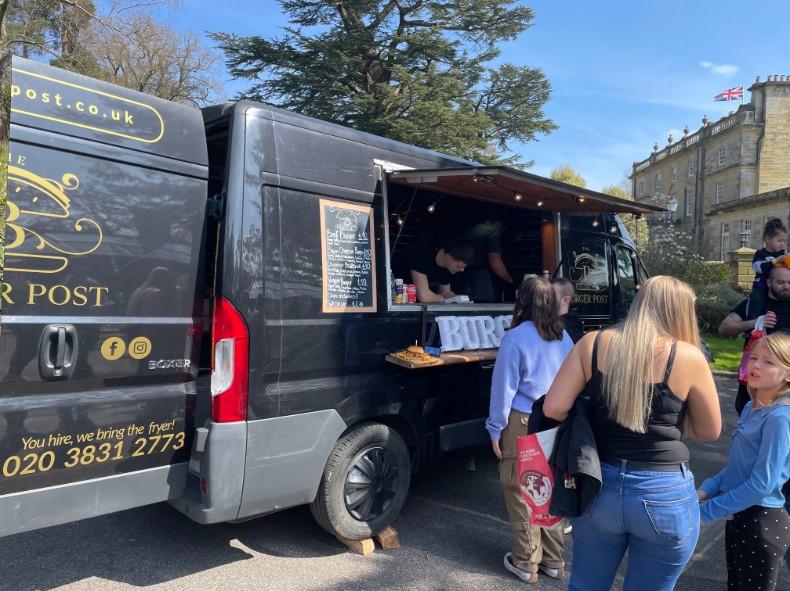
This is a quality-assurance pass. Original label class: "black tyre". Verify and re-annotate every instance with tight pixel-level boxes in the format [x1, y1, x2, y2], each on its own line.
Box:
[310, 422, 411, 541]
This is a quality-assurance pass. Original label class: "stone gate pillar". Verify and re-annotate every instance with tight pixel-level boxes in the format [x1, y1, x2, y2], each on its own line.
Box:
[729, 246, 756, 290]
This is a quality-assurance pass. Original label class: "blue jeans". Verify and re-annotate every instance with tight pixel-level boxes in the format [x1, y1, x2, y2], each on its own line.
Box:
[568, 461, 700, 591]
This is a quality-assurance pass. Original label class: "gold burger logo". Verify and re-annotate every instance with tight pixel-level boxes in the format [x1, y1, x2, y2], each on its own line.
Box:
[11, 66, 164, 143]
[1, 165, 110, 309]
[5, 166, 103, 274]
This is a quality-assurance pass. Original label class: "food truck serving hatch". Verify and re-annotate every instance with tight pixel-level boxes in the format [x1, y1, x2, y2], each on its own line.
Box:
[388, 166, 663, 214]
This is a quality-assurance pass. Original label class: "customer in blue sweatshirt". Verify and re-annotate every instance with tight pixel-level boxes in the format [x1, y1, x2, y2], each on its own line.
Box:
[486, 276, 573, 584]
[698, 332, 790, 591]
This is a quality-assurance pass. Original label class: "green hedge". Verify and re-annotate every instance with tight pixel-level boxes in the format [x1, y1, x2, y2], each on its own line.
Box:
[695, 282, 746, 334]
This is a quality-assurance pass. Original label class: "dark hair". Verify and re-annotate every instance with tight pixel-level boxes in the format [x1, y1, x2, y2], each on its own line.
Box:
[511, 277, 565, 341]
[764, 217, 788, 239]
[443, 237, 474, 265]
[550, 277, 575, 299]
[484, 211, 505, 225]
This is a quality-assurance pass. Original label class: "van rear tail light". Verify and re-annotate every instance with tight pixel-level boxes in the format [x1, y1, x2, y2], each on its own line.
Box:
[210, 297, 249, 422]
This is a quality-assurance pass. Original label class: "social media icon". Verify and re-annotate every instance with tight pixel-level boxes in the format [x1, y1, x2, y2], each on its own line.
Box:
[128, 337, 152, 359]
[101, 337, 126, 361]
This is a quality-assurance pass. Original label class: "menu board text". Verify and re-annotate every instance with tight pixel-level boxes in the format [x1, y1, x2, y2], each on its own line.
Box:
[320, 199, 377, 313]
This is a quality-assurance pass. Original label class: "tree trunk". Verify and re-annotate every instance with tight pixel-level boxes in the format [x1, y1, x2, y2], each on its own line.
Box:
[1, 0, 10, 318]
[0, 0, 10, 148]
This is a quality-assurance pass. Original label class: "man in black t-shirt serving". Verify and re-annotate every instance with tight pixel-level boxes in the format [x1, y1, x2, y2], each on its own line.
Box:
[405, 237, 474, 303]
[719, 265, 790, 414]
[461, 216, 514, 303]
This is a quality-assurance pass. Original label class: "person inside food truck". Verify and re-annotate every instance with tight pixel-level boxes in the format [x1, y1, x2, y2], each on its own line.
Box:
[404, 237, 474, 303]
[461, 214, 514, 303]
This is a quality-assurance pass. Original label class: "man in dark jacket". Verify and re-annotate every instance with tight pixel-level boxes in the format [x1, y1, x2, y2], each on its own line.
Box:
[552, 277, 584, 343]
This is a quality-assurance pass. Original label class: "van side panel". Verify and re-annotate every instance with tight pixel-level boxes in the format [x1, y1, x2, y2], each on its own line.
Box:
[0, 58, 207, 536]
[0, 464, 187, 536]
[237, 410, 347, 519]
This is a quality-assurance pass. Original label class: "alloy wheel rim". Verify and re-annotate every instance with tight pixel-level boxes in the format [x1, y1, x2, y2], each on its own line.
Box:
[344, 446, 398, 521]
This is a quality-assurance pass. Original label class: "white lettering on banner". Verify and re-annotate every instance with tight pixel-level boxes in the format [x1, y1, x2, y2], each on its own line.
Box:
[494, 315, 511, 340]
[459, 317, 481, 349]
[435, 316, 464, 351]
[436, 315, 512, 352]
[475, 316, 499, 349]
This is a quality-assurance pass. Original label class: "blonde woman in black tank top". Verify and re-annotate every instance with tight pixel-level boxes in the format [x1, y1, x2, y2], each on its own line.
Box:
[543, 276, 721, 591]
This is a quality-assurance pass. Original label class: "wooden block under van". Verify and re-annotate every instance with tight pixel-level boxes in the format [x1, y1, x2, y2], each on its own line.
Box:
[374, 526, 401, 550]
[337, 536, 375, 555]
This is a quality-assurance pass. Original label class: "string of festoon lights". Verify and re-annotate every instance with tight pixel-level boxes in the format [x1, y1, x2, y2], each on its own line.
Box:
[392, 173, 628, 238]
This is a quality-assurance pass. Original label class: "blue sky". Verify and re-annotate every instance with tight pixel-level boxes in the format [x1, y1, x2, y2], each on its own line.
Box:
[176, 0, 790, 191]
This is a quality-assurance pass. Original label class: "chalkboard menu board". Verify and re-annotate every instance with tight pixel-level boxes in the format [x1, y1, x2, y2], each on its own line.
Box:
[320, 199, 377, 313]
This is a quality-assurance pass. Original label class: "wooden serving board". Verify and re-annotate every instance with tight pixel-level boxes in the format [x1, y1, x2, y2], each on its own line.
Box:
[385, 348, 499, 369]
[385, 354, 442, 369]
[439, 349, 499, 364]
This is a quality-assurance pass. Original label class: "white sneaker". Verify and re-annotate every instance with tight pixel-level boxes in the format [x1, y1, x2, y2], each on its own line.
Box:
[538, 564, 566, 580]
[504, 552, 538, 584]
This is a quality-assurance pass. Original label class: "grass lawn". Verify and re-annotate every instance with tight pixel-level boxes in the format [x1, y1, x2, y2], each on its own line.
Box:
[703, 333, 743, 373]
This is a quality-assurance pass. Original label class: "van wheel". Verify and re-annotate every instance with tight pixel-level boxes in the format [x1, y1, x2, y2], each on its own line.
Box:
[310, 422, 410, 541]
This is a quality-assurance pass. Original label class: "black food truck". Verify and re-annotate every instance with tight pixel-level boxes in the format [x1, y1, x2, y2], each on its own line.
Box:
[0, 57, 659, 541]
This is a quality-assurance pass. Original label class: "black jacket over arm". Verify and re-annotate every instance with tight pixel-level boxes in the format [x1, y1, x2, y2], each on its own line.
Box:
[528, 396, 601, 518]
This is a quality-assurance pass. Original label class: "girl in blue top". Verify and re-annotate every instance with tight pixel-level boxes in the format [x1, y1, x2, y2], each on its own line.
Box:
[486, 277, 573, 584]
[697, 332, 790, 591]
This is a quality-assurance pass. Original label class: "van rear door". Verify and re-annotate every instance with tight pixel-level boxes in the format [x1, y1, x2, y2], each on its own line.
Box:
[0, 58, 208, 536]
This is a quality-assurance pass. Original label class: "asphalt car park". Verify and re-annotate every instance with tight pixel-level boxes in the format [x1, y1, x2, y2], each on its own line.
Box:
[1, 376, 787, 591]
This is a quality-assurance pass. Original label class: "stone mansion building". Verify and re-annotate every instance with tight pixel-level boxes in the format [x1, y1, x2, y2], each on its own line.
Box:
[631, 75, 790, 261]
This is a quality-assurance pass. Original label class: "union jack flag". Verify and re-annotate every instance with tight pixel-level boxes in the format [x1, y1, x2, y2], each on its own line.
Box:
[714, 85, 744, 101]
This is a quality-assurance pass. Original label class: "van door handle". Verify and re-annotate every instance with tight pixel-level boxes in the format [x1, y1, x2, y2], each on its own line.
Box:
[39, 324, 79, 380]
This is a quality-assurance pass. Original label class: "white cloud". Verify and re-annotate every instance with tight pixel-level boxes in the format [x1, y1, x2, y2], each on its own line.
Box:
[699, 61, 739, 76]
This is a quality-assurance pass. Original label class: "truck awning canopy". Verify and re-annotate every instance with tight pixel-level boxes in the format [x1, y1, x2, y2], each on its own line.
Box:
[388, 166, 663, 214]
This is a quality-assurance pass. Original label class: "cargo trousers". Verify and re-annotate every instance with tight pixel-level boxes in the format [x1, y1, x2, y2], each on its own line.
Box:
[499, 408, 565, 573]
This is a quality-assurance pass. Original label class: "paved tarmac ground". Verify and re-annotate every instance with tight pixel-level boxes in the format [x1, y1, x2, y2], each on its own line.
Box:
[1, 377, 788, 591]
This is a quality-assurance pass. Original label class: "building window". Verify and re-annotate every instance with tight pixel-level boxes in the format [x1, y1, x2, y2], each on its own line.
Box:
[720, 222, 730, 261]
[637, 180, 645, 197]
[742, 219, 752, 232]
[715, 182, 724, 204]
[685, 188, 693, 217]
[655, 173, 661, 189]
[718, 146, 726, 166]
[671, 166, 677, 182]
[688, 159, 695, 177]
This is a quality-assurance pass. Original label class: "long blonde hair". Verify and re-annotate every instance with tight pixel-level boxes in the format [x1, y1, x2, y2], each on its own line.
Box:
[747, 333, 790, 402]
[602, 276, 701, 432]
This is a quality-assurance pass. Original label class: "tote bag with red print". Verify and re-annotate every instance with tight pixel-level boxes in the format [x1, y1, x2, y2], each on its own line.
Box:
[516, 428, 563, 528]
